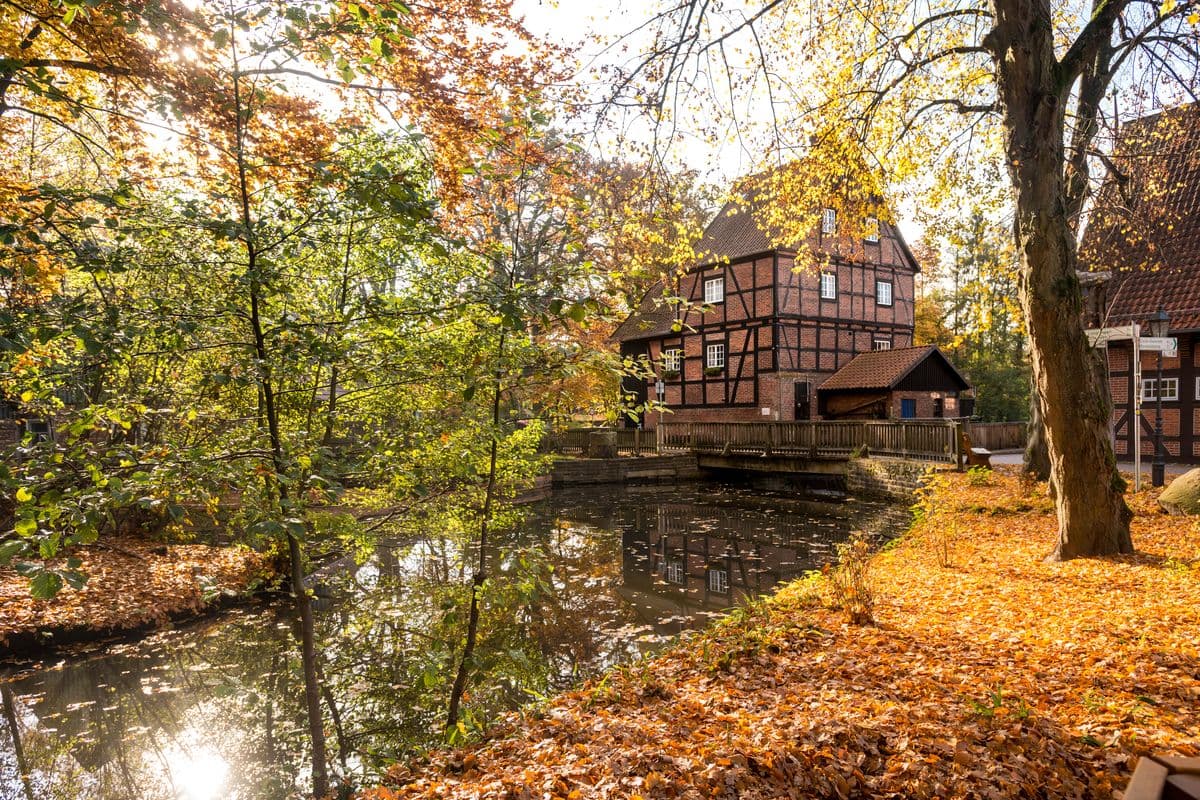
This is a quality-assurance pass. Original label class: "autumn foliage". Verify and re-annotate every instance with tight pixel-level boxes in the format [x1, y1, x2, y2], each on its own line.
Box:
[365, 468, 1198, 799]
[0, 536, 272, 654]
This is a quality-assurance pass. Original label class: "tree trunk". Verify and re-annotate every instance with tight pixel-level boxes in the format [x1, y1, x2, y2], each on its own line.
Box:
[447, 330, 505, 730]
[2, 685, 34, 800]
[1023, 380, 1050, 480]
[230, 41, 331, 796]
[990, 0, 1131, 560]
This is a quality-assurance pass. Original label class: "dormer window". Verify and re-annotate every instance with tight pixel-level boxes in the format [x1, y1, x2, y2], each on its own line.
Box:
[865, 217, 881, 243]
[704, 276, 724, 304]
[821, 207, 837, 235]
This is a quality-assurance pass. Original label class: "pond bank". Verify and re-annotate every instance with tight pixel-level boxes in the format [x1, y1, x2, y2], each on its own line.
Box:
[368, 469, 1199, 799]
[0, 482, 903, 798]
[0, 537, 276, 661]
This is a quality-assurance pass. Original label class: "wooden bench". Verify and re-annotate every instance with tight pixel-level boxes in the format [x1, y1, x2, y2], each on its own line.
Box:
[959, 429, 992, 468]
[1125, 756, 1200, 800]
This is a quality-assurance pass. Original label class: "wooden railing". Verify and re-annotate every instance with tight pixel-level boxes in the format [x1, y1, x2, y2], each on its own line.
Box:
[542, 427, 658, 456]
[657, 420, 961, 463]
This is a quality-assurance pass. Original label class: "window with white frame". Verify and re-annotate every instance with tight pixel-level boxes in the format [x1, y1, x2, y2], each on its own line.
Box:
[707, 567, 729, 594]
[662, 348, 681, 372]
[706, 343, 725, 369]
[1195, 376, 1200, 399]
[1143, 377, 1179, 401]
[703, 276, 724, 304]
[876, 279, 893, 306]
[865, 216, 881, 242]
[665, 559, 685, 585]
[819, 270, 837, 300]
[873, 338, 892, 351]
[821, 207, 837, 234]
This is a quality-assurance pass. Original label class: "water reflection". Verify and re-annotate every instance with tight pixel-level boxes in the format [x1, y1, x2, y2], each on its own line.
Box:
[0, 482, 904, 799]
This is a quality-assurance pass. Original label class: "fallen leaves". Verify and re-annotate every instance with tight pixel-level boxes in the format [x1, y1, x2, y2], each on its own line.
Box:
[0, 537, 274, 654]
[363, 467, 1199, 799]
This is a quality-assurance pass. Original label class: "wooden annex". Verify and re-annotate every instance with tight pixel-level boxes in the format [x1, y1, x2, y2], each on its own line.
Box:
[613, 177, 972, 427]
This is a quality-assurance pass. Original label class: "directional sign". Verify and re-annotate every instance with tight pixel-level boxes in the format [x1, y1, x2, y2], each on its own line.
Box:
[1140, 337, 1178, 357]
[1086, 325, 1139, 347]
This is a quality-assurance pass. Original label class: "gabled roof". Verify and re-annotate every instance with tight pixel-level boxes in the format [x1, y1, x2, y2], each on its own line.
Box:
[819, 346, 970, 392]
[692, 194, 918, 271]
[692, 199, 785, 265]
[610, 282, 678, 343]
[1080, 103, 1200, 332]
[612, 169, 921, 344]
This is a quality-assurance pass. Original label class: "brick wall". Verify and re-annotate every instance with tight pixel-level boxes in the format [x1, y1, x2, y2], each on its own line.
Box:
[550, 455, 702, 487]
[889, 392, 959, 419]
[845, 456, 939, 503]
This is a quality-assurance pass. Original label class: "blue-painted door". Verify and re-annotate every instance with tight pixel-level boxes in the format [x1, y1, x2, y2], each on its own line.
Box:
[900, 398, 917, 419]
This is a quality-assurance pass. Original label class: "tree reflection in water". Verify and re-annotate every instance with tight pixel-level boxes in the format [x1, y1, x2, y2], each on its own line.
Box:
[0, 482, 904, 798]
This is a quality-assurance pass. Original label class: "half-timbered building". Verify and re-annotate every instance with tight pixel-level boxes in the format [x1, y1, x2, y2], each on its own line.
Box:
[1081, 103, 1200, 463]
[613, 183, 968, 426]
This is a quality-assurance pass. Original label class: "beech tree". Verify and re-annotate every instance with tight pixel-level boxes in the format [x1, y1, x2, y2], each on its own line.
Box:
[615, 0, 1200, 558]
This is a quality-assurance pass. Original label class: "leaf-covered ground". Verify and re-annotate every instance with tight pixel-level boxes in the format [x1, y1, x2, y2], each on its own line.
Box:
[0, 538, 274, 653]
[367, 469, 1199, 799]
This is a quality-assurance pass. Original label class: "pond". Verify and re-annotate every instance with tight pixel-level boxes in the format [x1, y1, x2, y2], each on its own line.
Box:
[0, 481, 907, 800]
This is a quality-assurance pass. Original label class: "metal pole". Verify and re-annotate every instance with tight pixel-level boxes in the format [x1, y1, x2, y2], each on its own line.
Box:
[1133, 324, 1141, 492]
[1153, 348, 1165, 487]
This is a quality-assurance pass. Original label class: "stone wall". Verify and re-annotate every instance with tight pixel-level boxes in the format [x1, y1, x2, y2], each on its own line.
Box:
[845, 456, 942, 503]
[550, 454, 702, 488]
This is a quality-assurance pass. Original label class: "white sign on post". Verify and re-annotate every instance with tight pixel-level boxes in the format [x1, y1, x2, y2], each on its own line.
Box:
[1139, 336, 1178, 357]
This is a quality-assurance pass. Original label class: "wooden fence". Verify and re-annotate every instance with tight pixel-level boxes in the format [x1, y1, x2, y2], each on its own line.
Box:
[658, 420, 961, 463]
[964, 421, 1027, 451]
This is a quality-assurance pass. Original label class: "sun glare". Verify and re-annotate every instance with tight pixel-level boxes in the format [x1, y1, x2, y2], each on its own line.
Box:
[162, 745, 230, 800]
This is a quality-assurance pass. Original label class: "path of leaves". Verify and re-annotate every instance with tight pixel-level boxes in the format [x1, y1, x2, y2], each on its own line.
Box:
[368, 469, 1199, 799]
[0, 537, 272, 650]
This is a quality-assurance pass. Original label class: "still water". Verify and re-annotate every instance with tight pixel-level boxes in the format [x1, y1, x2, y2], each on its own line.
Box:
[0, 482, 905, 800]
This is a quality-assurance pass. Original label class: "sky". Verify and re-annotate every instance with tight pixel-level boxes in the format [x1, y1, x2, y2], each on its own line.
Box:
[509, 0, 934, 243]
[511, 0, 778, 188]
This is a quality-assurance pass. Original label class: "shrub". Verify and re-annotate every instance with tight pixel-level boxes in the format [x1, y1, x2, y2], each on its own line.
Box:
[912, 469, 958, 567]
[966, 465, 993, 486]
[828, 534, 875, 625]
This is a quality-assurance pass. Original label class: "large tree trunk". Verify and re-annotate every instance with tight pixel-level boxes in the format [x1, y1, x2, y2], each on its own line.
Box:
[991, 0, 1132, 559]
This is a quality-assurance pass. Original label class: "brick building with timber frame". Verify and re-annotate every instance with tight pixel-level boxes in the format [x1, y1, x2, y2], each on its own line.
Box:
[613, 184, 972, 427]
[1081, 103, 1200, 463]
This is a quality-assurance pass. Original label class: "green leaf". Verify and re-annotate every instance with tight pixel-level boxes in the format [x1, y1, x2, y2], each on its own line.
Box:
[14, 517, 37, 537]
[30, 570, 63, 600]
[0, 540, 25, 564]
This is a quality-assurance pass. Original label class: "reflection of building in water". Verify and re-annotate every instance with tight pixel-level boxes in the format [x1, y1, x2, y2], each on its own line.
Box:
[619, 499, 899, 633]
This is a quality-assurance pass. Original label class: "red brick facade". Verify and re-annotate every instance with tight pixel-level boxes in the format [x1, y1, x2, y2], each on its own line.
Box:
[615, 199, 934, 426]
[1106, 335, 1198, 462]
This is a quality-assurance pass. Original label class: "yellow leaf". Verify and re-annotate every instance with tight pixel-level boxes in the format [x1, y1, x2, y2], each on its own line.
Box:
[15, 487, 32, 502]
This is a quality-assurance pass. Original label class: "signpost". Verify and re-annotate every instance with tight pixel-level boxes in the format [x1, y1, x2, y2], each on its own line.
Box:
[1085, 323, 1180, 491]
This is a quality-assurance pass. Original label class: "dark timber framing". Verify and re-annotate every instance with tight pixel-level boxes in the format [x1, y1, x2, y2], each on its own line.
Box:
[612, 184, 928, 425]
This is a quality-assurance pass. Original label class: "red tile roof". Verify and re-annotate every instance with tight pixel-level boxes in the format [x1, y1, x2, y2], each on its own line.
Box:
[613, 174, 918, 343]
[1081, 103, 1200, 332]
[819, 346, 968, 392]
[610, 282, 678, 343]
